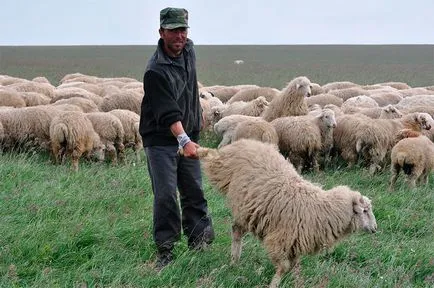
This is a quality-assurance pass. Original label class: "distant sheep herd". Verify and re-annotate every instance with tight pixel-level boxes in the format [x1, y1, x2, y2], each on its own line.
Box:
[2, 72, 434, 287]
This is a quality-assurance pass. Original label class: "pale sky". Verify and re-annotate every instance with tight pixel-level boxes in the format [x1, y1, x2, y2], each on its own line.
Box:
[1, 0, 434, 45]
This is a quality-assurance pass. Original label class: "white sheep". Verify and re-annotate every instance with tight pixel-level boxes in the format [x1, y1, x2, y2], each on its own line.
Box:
[306, 93, 344, 108]
[340, 95, 379, 113]
[99, 90, 142, 114]
[50, 111, 105, 171]
[52, 97, 99, 113]
[389, 133, 434, 190]
[213, 115, 261, 148]
[227, 87, 280, 104]
[0, 88, 26, 108]
[322, 81, 360, 92]
[262, 76, 311, 122]
[192, 139, 377, 288]
[231, 118, 279, 147]
[272, 108, 337, 173]
[108, 109, 142, 163]
[327, 87, 367, 101]
[85, 112, 126, 165]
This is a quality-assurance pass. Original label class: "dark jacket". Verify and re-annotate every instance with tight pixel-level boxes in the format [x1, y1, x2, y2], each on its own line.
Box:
[139, 38, 201, 147]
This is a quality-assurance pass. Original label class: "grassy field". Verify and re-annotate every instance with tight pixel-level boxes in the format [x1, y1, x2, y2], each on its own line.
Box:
[0, 45, 434, 287]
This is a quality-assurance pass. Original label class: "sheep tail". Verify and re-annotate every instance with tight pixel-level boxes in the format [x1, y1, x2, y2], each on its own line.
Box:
[396, 152, 414, 175]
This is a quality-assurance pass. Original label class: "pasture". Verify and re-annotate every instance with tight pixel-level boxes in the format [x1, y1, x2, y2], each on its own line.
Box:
[0, 45, 433, 287]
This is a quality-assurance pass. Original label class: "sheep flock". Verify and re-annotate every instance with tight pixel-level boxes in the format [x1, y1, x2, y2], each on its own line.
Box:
[2, 72, 434, 286]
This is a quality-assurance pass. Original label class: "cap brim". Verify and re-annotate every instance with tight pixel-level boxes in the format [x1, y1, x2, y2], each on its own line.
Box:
[161, 23, 189, 29]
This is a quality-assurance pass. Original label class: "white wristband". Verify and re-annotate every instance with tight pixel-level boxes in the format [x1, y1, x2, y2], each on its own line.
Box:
[177, 132, 191, 148]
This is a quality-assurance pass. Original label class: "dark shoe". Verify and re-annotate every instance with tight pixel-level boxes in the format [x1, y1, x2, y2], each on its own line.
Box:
[189, 225, 215, 251]
[155, 251, 173, 271]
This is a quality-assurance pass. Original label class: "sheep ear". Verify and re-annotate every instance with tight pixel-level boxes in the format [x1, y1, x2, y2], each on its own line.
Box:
[209, 91, 215, 97]
[296, 83, 300, 90]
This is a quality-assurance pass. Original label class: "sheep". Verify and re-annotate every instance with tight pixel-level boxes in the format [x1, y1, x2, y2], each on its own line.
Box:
[234, 59, 244, 64]
[213, 115, 261, 148]
[272, 108, 337, 173]
[323, 104, 344, 117]
[199, 91, 224, 108]
[341, 95, 379, 113]
[310, 83, 324, 95]
[395, 95, 434, 110]
[227, 87, 280, 104]
[262, 76, 311, 122]
[0, 88, 26, 108]
[398, 88, 434, 97]
[99, 90, 142, 114]
[7, 81, 55, 98]
[389, 134, 434, 190]
[85, 112, 126, 164]
[200, 86, 241, 103]
[51, 87, 103, 106]
[216, 96, 269, 118]
[108, 109, 142, 163]
[353, 112, 434, 174]
[306, 93, 344, 108]
[52, 97, 99, 113]
[231, 119, 279, 147]
[57, 82, 103, 97]
[20, 92, 51, 106]
[32, 76, 51, 84]
[50, 111, 105, 171]
[368, 91, 403, 106]
[0, 105, 65, 151]
[344, 104, 403, 119]
[190, 139, 377, 288]
[375, 81, 411, 90]
[322, 81, 360, 92]
[327, 87, 367, 101]
[0, 75, 27, 86]
[59, 72, 96, 84]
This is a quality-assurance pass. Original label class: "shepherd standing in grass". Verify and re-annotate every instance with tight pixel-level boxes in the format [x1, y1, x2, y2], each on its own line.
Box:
[139, 7, 214, 270]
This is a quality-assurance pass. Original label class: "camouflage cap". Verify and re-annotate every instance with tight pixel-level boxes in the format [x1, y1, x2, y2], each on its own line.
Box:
[160, 7, 189, 29]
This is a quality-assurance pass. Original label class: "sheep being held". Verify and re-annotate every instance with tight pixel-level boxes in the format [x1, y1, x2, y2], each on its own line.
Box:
[192, 139, 377, 288]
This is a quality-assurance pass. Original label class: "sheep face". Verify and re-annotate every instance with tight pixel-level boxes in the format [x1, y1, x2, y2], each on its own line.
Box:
[382, 105, 402, 119]
[353, 196, 377, 233]
[416, 113, 433, 130]
[320, 109, 337, 128]
[290, 76, 312, 97]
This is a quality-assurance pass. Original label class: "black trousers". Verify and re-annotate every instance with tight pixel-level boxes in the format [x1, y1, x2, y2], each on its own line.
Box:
[145, 145, 213, 252]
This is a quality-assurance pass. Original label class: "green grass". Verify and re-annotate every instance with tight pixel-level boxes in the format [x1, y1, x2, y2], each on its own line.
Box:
[0, 45, 433, 287]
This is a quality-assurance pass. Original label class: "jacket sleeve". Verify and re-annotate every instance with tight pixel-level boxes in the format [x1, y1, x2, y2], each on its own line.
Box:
[144, 70, 183, 128]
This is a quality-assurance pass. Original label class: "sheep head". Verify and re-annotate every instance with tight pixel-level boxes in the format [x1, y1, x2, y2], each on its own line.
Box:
[414, 112, 433, 130]
[381, 105, 402, 119]
[320, 108, 337, 128]
[353, 196, 377, 234]
[288, 76, 312, 97]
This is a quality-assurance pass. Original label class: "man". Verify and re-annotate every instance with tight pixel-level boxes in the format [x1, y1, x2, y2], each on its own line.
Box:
[139, 7, 214, 270]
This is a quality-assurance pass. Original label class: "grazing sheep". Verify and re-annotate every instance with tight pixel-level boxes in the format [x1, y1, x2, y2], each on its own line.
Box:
[32, 76, 51, 84]
[7, 81, 55, 98]
[214, 115, 261, 148]
[52, 97, 99, 113]
[57, 82, 103, 97]
[0, 75, 27, 86]
[354, 112, 434, 174]
[0, 88, 26, 108]
[50, 111, 105, 171]
[399, 88, 434, 97]
[232, 119, 279, 147]
[108, 109, 142, 163]
[389, 134, 434, 190]
[192, 139, 377, 288]
[322, 81, 360, 92]
[51, 87, 103, 106]
[99, 90, 142, 114]
[60, 72, 96, 84]
[272, 108, 337, 173]
[262, 76, 311, 122]
[86, 112, 126, 164]
[395, 95, 434, 110]
[227, 87, 279, 104]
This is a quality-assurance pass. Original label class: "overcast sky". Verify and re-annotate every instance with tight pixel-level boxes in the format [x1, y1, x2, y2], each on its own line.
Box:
[1, 0, 434, 45]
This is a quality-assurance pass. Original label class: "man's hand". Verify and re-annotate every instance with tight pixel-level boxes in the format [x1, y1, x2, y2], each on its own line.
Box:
[181, 141, 200, 159]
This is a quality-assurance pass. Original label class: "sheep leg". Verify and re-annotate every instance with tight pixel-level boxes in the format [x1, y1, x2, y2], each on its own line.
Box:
[231, 224, 245, 264]
[106, 144, 117, 165]
[312, 155, 320, 173]
[420, 171, 429, 185]
[51, 143, 62, 165]
[71, 149, 81, 172]
[269, 258, 297, 288]
[134, 143, 141, 162]
[116, 142, 126, 164]
[388, 167, 400, 192]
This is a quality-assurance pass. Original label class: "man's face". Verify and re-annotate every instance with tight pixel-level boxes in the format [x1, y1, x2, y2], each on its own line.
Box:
[159, 27, 188, 57]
